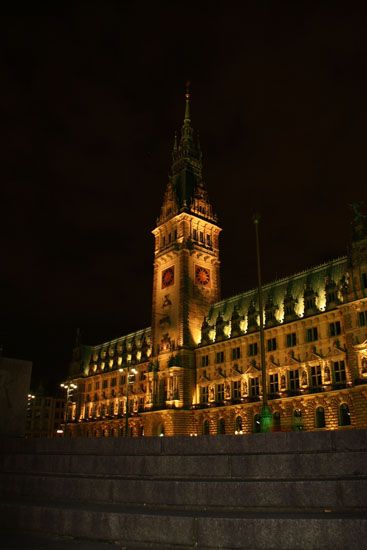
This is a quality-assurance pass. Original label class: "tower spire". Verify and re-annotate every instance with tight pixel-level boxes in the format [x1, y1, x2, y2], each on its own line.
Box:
[184, 81, 191, 122]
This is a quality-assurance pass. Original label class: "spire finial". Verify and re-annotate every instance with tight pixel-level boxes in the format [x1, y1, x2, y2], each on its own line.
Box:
[184, 80, 191, 122]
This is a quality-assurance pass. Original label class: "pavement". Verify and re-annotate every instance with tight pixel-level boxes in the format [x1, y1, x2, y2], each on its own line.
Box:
[1, 532, 123, 550]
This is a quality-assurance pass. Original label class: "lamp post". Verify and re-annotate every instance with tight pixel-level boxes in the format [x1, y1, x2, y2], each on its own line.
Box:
[60, 382, 78, 422]
[119, 365, 137, 436]
[253, 214, 272, 432]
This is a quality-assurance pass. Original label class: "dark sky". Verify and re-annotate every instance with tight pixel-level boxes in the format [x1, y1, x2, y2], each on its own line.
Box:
[1, 5, 367, 392]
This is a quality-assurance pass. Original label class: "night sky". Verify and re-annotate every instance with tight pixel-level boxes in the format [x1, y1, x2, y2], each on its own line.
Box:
[2, 6, 367, 392]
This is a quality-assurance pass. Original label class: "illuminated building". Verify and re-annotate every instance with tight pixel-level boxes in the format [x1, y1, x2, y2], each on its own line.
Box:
[26, 394, 65, 438]
[64, 93, 367, 437]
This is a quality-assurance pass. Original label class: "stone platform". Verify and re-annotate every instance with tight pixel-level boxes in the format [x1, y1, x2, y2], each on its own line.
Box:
[0, 430, 367, 549]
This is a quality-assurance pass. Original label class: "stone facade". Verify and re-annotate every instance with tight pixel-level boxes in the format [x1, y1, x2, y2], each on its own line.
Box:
[64, 95, 367, 438]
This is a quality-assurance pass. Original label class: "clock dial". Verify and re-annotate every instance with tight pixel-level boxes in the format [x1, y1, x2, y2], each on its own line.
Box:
[195, 265, 210, 286]
[162, 267, 174, 288]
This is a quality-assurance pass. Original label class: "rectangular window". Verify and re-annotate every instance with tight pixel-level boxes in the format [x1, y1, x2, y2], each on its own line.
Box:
[362, 272, 367, 289]
[306, 327, 318, 342]
[269, 373, 279, 394]
[267, 337, 277, 352]
[193, 229, 198, 241]
[199, 231, 204, 243]
[95, 381, 100, 390]
[174, 229, 177, 240]
[162, 236, 166, 247]
[200, 386, 208, 403]
[206, 234, 212, 246]
[87, 383, 92, 392]
[311, 365, 322, 387]
[289, 370, 300, 390]
[248, 342, 258, 356]
[329, 321, 341, 337]
[359, 311, 367, 327]
[119, 375, 126, 385]
[168, 233, 172, 243]
[111, 377, 117, 387]
[102, 380, 108, 389]
[232, 380, 241, 399]
[216, 351, 224, 363]
[250, 377, 259, 397]
[333, 360, 346, 383]
[217, 383, 224, 401]
[286, 332, 297, 347]
[201, 355, 209, 367]
[232, 347, 241, 360]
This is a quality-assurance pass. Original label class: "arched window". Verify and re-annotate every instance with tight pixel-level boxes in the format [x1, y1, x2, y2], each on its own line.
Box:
[217, 418, 225, 435]
[139, 425, 144, 437]
[293, 409, 304, 431]
[273, 412, 281, 431]
[203, 419, 210, 435]
[235, 416, 243, 434]
[339, 403, 351, 426]
[315, 406, 325, 428]
[156, 423, 165, 436]
[253, 413, 261, 433]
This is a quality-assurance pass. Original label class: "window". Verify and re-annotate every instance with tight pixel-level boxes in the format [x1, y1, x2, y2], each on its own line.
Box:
[306, 327, 318, 342]
[201, 355, 209, 367]
[216, 351, 224, 363]
[329, 321, 341, 337]
[95, 381, 100, 390]
[206, 234, 212, 246]
[333, 360, 346, 384]
[253, 413, 261, 433]
[111, 378, 117, 387]
[315, 407, 325, 428]
[199, 231, 204, 243]
[289, 370, 300, 390]
[248, 342, 258, 356]
[200, 386, 208, 403]
[293, 409, 304, 431]
[193, 229, 198, 241]
[119, 375, 126, 385]
[102, 379, 108, 389]
[203, 420, 210, 435]
[269, 373, 279, 394]
[168, 233, 171, 243]
[273, 412, 281, 431]
[162, 236, 166, 247]
[359, 311, 367, 327]
[286, 333, 297, 347]
[232, 380, 241, 399]
[87, 383, 92, 392]
[232, 347, 241, 360]
[362, 273, 367, 289]
[267, 337, 277, 352]
[235, 416, 243, 433]
[250, 377, 259, 397]
[216, 383, 224, 401]
[174, 229, 177, 240]
[310, 365, 322, 387]
[339, 403, 351, 426]
[217, 418, 225, 434]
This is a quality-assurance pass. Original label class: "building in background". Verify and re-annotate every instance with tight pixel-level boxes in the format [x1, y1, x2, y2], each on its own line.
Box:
[26, 394, 65, 438]
[63, 93, 367, 437]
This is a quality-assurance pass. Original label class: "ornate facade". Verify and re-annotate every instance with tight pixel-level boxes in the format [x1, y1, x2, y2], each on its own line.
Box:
[64, 94, 367, 437]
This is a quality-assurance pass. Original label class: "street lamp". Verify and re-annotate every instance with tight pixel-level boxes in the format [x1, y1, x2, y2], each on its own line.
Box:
[253, 214, 272, 432]
[119, 365, 137, 436]
[60, 382, 78, 422]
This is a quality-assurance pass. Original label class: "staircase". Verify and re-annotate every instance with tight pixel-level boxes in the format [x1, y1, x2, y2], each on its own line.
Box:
[0, 430, 366, 549]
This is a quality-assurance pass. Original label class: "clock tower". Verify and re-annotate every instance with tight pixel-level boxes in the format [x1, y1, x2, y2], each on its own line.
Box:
[149, 90, 221, 410]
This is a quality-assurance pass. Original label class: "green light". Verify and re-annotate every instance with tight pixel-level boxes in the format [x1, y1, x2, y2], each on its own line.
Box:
[260, 405, 273, 433]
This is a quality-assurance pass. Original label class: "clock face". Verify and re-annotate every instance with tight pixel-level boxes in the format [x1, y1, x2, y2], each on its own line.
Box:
[162, 267, 174, 288]
[195, 265, 210, 286]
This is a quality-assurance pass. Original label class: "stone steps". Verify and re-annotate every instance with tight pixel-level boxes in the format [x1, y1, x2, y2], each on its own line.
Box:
[1, 430, 367, 548]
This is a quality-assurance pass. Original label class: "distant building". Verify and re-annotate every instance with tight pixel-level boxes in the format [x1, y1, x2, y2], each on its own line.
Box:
[26, 394, 65, 438]
[64, 93, 367, 437]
